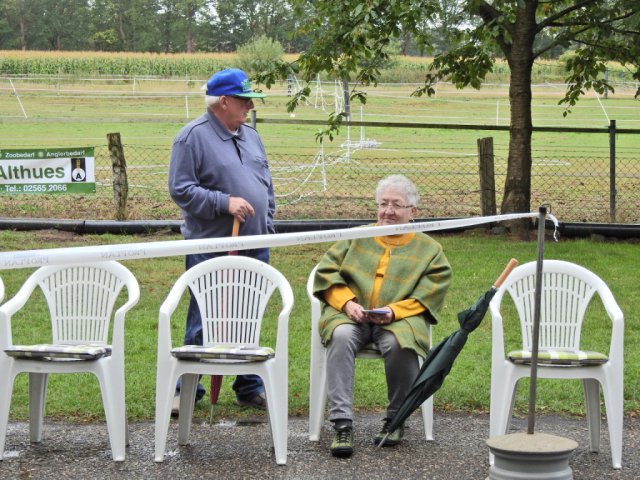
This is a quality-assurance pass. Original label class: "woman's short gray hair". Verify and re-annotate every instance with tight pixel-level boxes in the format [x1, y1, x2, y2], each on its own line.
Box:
[376, 174, 420, 206]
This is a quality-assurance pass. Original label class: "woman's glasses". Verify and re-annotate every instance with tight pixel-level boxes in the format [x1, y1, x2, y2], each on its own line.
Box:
[377, 202, 414, 212]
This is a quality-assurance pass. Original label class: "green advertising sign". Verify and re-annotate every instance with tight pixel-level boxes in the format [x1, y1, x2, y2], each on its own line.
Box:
[0, 147, 96, 195]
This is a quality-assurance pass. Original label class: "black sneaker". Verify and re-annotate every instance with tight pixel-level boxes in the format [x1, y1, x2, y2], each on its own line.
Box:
[374, 418, 404, 447]
[331, 424, 354, 458]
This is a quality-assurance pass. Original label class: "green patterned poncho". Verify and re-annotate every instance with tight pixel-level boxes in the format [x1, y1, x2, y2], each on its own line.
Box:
[313, 232, 452, 358]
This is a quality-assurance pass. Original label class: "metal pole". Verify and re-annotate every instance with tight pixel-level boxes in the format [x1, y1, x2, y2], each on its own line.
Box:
[527, 205, 546, 434]
[609, 119, 616, 223]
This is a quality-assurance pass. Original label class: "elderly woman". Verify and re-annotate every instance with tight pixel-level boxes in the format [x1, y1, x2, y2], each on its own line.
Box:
[313, 174, 452, 458]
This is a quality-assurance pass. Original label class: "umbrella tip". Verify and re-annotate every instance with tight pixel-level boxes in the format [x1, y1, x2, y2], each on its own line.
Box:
[375, 433, 390, 449]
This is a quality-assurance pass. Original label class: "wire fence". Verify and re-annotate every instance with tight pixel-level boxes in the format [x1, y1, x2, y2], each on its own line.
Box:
[1, 124, 638, 224]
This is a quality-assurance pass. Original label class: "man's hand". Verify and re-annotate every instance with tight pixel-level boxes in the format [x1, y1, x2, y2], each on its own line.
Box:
[228, 196, 255, 223]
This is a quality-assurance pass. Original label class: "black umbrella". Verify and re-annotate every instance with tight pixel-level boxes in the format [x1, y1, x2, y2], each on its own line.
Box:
[377, 258, 519, 447]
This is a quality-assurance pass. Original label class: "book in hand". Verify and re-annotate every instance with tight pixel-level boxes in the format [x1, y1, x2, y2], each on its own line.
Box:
[363, 309, 389, 315]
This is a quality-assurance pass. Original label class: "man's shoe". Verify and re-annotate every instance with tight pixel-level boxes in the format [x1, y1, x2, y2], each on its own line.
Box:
[236, 391, 267, 409]
[171, 394, 181, 417]
[374, 418, 404, 447]
[331, 424, 354, 458]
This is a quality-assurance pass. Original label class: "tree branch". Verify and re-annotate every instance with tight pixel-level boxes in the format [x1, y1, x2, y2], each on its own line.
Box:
[473, 1, 513, 54]
[536, 0, 599, 31]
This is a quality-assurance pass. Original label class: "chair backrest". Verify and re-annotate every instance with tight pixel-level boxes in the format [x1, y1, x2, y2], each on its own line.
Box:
[185, 255, 292, 347]
[492, 259, 614, 351]
[26, 262, 137, 345]
[0, 276, 4, 305]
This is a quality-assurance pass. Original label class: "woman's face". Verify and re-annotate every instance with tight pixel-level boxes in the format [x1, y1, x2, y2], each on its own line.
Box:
[376, 188, 417, 225]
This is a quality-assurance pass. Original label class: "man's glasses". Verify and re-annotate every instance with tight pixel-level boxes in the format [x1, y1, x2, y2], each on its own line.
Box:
[226, 95, 254, 106]
[377, 202, 414, 212]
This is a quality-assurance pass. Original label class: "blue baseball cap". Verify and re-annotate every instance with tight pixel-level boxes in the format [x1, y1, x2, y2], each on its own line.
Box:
[205, 68, 266, 98]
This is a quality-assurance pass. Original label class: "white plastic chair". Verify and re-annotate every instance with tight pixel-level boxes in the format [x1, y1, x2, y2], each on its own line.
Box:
[489, 260, 624, 469]
[307, 265, 434, 442]
[0, 261, 140, 462]
[0, 276, 4, 304]
[154, 255, 294, 465]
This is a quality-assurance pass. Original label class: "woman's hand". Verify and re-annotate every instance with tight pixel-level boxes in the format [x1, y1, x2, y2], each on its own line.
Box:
[342, 300, 367, 323]
[364, 307, 394, 325]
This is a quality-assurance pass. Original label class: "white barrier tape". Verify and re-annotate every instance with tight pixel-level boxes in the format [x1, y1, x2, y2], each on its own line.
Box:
[0, 212, 556, 270]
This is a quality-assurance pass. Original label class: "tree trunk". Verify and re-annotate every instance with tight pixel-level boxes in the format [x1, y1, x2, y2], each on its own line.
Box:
[117, 12, 127, 48]
[19, 15, 27, 50]
[186, 3, 196, 53]
[501, 5, 536, 236]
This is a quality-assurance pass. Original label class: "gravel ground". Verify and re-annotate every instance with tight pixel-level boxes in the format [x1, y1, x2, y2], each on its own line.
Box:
[1, 412, 638, 479]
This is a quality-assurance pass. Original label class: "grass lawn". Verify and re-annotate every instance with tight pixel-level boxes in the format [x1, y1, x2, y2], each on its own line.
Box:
[0, 228, 637, 422]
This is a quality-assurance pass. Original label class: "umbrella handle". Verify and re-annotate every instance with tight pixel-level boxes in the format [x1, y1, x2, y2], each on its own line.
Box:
[493, 258, 518, 288]
[232, 217, 240, 237]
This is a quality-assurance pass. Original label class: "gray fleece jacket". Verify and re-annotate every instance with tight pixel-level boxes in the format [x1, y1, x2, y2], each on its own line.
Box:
[168, 110, 275, 240]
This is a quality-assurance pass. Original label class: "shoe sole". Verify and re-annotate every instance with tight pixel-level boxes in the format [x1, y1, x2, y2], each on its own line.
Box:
[235, 399, 267, 409]
[331, 447, 354, 458]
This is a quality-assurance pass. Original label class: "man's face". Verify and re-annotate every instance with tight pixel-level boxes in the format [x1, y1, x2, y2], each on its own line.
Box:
[218, 95, 254, 131]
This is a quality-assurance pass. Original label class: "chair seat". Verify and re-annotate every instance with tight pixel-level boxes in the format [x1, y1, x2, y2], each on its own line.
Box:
[4, 344, 112, 361]
[507, 349, 608, 366]
[360, 343, 381, 356]
[170, 345, 275, 361]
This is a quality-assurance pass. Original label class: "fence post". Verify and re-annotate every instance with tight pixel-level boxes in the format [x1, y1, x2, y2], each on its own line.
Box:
[107, 132, 128, 221]
[477, 137, 497, 216]
[609, 119, 616, 223]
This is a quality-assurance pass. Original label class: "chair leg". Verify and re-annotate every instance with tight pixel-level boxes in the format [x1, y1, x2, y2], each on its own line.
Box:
[154, 371, 178, 462]
[420, 395, 434, 441]
[28, 373, 48, 443]
[177, 374, 198, 445]
[490, 378, 517, 438]
[97, 366, 127, 462]
[308, 354, 327, 441]
[489, 373, 518, 467]
[583, 378, 601, 454]
[601, 374, 623, 469]
[0, 372, 15, 460]
[263, 372, 288, 465]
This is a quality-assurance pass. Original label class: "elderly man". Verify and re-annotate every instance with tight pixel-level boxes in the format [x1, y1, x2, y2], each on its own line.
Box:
[168, 68, 275, 414]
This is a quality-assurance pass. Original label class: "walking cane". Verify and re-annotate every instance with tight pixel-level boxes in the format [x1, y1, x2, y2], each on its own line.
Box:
[209, 216, 240, 424]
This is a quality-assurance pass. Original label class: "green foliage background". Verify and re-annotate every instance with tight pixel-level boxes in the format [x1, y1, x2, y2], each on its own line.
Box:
[1, 51, 636, 84]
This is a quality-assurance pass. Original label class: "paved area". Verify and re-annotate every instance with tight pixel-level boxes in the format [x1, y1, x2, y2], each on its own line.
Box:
[1, 412, 638, 479]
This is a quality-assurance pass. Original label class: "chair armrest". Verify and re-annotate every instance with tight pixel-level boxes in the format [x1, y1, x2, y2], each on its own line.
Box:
[489, 299, 507, 364]
[0, 277, 40, 350]
[274, 278, 294, 358]
[111, 281, 141, 353]
[157, 278, 190, 354]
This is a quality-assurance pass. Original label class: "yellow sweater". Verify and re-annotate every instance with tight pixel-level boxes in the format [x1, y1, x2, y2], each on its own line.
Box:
[323, 233, 426, 320]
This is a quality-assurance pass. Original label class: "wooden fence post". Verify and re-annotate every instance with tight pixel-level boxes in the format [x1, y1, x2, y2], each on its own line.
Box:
[477, 137, 497, 216]
[107, 132, 128, 221]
